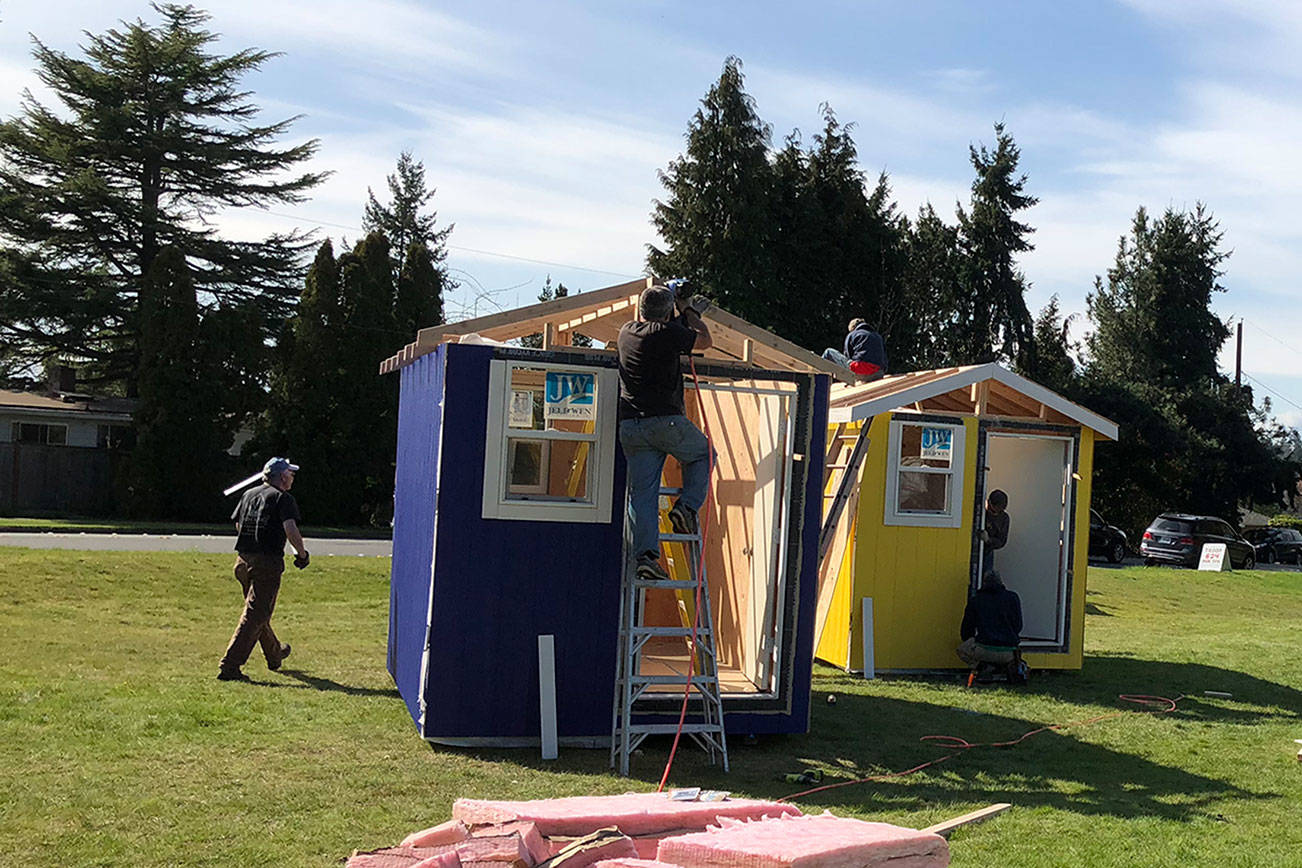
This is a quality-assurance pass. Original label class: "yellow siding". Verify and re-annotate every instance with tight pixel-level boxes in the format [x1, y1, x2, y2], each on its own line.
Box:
[841, 414, 979, 670]
[824, 414, 1096, 672]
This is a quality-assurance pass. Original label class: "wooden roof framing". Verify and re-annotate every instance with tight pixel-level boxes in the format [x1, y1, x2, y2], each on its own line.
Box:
[827, 363, 1118, 440]
[378, 277, 853, 382]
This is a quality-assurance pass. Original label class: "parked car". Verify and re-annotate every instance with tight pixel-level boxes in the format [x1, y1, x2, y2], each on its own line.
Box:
[1243, 527, 1302, 565]
[1088, 509, 1128, 563]
[1139, 513, 1256, 569]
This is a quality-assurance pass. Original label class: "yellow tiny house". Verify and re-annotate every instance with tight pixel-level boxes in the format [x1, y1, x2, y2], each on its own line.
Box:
[814, 364, 1117, 673]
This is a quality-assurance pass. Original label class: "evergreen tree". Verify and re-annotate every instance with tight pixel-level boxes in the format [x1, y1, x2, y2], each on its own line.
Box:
[901, 204, 964, 370]
[1079, 202, 1294, 536]
[0, 4, 324, 390]
[363, 151, 454, 284]
[394, 240, 445, 340]
[648, 57, 778, 326]
[130, 246, 223, 518]
[955, 123, 1037, 367]
[1087, 204, 1230, 391]
[1025, 296, 1078, 393]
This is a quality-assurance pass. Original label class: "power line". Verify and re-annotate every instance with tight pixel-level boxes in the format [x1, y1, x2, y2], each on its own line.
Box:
[1241, 371, 1302, 416]
[1241, 317, 1302, 360]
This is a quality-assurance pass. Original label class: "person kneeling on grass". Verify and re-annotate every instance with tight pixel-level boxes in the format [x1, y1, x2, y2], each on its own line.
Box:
[957, 569, 1023, 681]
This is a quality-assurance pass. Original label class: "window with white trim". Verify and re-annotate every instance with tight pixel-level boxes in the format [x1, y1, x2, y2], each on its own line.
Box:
[13, 422, 67, 445]
[883, 418, 966, 528]
[482, 360, 618, 523]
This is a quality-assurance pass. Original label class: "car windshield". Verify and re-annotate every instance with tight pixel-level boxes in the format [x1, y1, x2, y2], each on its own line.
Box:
[1152, 518, 1190, 534]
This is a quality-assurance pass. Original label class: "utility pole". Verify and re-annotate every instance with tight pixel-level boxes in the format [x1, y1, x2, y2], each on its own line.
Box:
[1235, 321, 1243, 389]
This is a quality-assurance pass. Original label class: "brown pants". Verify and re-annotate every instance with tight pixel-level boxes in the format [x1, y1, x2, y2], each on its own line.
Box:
[219, 553, 285, 672]
[956, 636, 1016, 666]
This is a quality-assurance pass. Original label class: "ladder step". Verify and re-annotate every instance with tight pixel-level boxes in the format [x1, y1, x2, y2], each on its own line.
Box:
[630, 675, 718, 686]
[622, 723, 725, 735]
[658, 532, 699, 543]
[658, 486, 683, 496]
[633, 578, 700, 590]
[632, 626, 714, 638]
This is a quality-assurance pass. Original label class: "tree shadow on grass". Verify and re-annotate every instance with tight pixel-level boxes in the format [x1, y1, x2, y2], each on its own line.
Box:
[266, 668, 400, 698]
[1050, 653, 1302, 726]
[429, 682, 1272, 825]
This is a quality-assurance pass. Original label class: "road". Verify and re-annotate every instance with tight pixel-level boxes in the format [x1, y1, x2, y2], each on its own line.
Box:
[0, 532, 391, 557]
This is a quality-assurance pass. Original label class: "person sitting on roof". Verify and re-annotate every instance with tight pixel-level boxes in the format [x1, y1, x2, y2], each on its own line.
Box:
[956, 569, 1023, 679]
[822, 318, 888, 380]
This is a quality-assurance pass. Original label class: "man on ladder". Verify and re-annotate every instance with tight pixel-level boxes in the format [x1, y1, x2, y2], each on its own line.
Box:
[616, 283, 713, 581]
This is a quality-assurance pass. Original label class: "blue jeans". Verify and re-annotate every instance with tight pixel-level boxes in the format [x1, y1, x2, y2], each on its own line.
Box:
[619, 415, 712, 559]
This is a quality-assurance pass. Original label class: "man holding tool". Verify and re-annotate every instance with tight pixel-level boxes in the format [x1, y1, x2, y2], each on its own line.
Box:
[616, 282, 713, 581]
[218, 456, 310, 681]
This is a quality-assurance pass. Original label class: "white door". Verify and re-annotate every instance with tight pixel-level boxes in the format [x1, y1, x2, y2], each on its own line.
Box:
[982, 434, 1071, 643]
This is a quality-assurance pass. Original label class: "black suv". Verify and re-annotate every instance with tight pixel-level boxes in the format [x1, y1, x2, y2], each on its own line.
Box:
[1088, 510, 1128, 563]
[1139, 513, 1255, 569]
[1243, 527, 1302, 565]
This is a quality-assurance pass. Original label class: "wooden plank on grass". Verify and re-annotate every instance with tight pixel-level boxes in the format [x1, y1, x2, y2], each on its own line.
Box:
[922, 803, 1011, 838]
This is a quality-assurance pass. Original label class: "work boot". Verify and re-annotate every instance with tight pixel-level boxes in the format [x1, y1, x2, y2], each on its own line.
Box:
[668, 501, 698, 536]
[267, 642, 291, 671]
[217, 668, 250, 682]
[635, 553, 671, 582]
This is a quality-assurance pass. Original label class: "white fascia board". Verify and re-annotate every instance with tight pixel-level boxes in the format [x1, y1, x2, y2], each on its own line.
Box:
[838, 365, 995, 424]
[988, 367, 1119, 441]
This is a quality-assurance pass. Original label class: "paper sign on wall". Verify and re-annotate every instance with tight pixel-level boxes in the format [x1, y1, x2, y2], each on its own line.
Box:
[1198, 543, 1230, 571]
[509, 390, 535, 428]
[544, 371, 596, 420]
[920, 427, 953, 465]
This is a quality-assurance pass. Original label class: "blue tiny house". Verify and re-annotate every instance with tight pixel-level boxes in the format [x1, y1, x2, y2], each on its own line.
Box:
[381, 279, 842, 746]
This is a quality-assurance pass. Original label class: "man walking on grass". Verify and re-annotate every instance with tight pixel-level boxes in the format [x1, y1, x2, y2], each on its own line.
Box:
[218, 457, 310, 681]
[616, 284, 713, 581]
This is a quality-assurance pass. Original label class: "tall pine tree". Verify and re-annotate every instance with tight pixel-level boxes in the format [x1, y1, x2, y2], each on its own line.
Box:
[955, 123, 1037, 368]
[648, 57, 778, 326]
[0, 4, 324, 390]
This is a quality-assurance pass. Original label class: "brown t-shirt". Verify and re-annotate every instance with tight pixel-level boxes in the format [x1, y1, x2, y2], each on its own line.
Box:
[616, 318, 698, 419]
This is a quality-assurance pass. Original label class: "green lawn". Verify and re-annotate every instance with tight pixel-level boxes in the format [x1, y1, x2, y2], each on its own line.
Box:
[4, 552, 1302, 866]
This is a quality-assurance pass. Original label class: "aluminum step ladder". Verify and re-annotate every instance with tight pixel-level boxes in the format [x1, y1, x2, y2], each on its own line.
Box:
[610, 486, 729, 776]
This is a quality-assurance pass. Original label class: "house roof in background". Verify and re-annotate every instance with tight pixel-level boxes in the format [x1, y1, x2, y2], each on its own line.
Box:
[0, 389, 135, 421]
[378, 277, 853, 383]
[828, 363, 1118, 440]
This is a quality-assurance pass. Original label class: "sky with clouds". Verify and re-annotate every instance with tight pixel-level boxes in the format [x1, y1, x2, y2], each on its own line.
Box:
[2, 1, 1301, 421]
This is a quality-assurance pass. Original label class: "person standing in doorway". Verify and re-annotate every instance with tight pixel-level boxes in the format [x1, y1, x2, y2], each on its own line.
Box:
[616, 285, 713, 581]
[218, 457, 310, 681]
[822, 318, 888, 380]
[981, 488, 1010, 577]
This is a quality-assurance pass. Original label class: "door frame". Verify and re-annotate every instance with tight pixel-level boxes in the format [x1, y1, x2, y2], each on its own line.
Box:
[970, 420, 1082, 653]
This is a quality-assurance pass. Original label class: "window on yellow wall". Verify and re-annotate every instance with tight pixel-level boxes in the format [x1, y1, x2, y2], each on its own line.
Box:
[884, 418, 966, 528]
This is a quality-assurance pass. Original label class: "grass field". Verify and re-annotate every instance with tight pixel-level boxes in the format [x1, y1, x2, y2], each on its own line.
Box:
[4, 551, 1302, 867]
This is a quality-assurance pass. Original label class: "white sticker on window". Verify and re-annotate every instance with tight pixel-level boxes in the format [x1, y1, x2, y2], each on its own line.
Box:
[920, 426, 952, 465]
[544, 371, 596, 420]
[509, 390, 535, 428]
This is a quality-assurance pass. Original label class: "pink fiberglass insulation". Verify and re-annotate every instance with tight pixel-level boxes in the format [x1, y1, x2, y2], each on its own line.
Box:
[347, 847, 458, 868]
[655, 813, 949, 868]
[454, 834, 535, 865]
[453, 794, 800, 837]
[412, 853, 465, 868]
[472, 821, 550, 864]
[594, 860, 683, 868]
[404, 819, 472, 848]
[547, 833, 639, 868]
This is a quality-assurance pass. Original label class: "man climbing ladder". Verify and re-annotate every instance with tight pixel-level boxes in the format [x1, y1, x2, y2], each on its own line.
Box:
[611, 282, 728, 776]
[615, 283, 713, 578]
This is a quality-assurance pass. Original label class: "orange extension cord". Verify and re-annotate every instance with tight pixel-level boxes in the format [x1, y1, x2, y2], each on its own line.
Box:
[776, 694, 1184, 802]
[656, 356, 715, 793]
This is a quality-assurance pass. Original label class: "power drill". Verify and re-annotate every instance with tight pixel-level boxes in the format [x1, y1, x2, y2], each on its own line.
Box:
[665, 278, 712, 316]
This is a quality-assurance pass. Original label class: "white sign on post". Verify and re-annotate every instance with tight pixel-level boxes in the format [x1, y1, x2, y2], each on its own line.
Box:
[1198, 543, 1230, 572]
